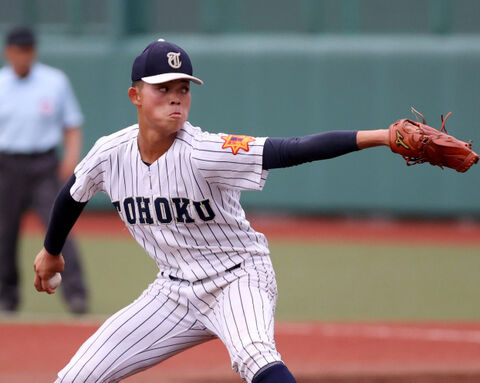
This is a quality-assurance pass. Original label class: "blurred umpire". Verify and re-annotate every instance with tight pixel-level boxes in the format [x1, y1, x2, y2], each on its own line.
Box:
[0, 26, 88, 314]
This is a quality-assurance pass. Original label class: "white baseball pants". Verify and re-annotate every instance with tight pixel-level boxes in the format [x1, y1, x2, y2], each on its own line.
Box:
[56, 257, 282, 383]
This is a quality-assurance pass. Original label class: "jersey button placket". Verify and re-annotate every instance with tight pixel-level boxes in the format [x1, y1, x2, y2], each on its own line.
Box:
[144, 165, 153, 194]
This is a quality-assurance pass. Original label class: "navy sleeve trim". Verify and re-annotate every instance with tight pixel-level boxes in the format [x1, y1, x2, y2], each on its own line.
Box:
[262, 131, 359, 170]
[44, 174, 87, 255]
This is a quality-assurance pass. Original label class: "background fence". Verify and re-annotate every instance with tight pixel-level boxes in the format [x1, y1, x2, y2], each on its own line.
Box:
[1, 0, 479, 216]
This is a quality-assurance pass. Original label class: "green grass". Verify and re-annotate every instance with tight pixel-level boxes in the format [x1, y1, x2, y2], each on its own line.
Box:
[11, 234, 480, 321]
[17, 235, 157, 319]
[270, 241, 480, 320]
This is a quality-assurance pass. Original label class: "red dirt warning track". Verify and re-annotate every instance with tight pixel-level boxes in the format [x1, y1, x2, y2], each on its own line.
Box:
[21, 212, 480, 245]
[1, 321, 480, 382]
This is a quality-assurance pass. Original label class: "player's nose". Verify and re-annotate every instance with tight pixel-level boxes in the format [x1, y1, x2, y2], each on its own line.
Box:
[169, 95, 181, 105]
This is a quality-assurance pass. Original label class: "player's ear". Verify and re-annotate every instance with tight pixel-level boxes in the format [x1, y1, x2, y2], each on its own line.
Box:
[128, 87, 141, 106]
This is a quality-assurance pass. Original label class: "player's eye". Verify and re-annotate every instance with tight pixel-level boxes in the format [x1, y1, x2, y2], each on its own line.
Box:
[181, 86, 190, 94]
[155, 85, 168, 92]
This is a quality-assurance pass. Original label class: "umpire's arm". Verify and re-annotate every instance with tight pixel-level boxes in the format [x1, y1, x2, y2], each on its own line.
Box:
[34, 174, 87, 294]
[59, 126, 82, 182]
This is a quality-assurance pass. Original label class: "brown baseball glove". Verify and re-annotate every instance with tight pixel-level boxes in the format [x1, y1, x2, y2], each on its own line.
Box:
[389, 108, 479, 172]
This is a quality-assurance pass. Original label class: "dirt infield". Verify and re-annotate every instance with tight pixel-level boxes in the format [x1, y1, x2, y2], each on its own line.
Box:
[2, 321, 480, 382]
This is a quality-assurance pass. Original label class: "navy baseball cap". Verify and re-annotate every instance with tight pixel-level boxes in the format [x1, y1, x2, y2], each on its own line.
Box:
[131, 39, 203, 85]
[5, 26, 36, 47]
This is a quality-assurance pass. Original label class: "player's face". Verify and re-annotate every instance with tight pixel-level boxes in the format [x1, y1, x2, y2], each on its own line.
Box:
[4, 45, 36, 78]
[136, 79, 191, 133]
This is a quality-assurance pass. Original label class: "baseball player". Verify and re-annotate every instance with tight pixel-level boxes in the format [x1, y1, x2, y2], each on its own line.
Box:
[33, 39, 477, 383]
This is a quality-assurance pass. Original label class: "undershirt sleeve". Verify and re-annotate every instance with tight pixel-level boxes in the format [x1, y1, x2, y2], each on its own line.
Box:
[44, 174, 88, 255]
[262, 131, 359, 170]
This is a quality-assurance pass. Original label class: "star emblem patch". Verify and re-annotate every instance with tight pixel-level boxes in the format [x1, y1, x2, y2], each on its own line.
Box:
[221, 135, 256, 155]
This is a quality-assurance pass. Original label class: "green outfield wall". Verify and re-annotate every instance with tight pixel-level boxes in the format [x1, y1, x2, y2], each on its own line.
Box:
[1, 1, 479, 217]
[2, 33, 480, 216]
[2, 0, 480, 36]
[7, 34, 472, 217]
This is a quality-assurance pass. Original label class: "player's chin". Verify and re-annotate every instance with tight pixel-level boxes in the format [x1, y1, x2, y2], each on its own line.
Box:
[157, 118, 185, 133]
[168, 114, 187, 126]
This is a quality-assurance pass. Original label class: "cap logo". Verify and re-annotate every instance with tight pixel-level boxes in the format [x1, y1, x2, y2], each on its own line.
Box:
[167, 52, 182, 69]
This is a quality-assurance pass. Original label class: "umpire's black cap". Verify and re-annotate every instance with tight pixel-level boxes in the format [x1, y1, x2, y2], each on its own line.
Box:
[5, 26, 36, 47]
[131, 39, 203, 85]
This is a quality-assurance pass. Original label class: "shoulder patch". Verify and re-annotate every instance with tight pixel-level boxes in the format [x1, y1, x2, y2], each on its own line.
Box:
[221, 135, 256, 155]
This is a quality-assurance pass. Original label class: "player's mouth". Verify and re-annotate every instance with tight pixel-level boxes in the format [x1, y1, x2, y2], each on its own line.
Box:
[169, 111, 182, 118]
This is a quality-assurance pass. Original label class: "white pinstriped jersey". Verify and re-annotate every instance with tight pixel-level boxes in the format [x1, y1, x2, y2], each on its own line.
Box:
[71, 122, 270, 281]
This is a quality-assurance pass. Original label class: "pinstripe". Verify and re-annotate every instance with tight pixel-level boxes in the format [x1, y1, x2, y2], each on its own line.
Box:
[174, 141, 225, 270]
[188, 296, 222, 335]
[226, 280, 261, 369]
[215, 291, 240, 354]
[157, 229, 181, 270]
[163, 157, 196, 279]
[146, 226, 167, 266]
[253, 267, 269, 345]
[199, 277, 222, 304]
[183, 150, 223, 254]
[209, 181, 261, 190]
[187, 152, 235, 252]
[60, 294, 160, 382]
[129, 140, 135, 195]
[79, 171, 105, 198]
[205, 174, 260, 185]
[244, 274, 261, 350]
[188, 158, 239, 251]
[74, 129, 135, 175]
[107, 339, 208, 382]
[58, 260, 279, 383]
[119, 151, 126, 202]
[216, 190, 253, 264]
[97, 301, 187, 380]
[110, 323, 216, 382]
[214, 288, 257, 379]
[204, 181, 257, 256]
[75, 159, 107, 183]
[92, 138, 132, 161]
[107, 156, 113, 197]
[71, 160, 107, 198]
[156, 157, 162, 194]
[132, 225, 152, 262]
[199, 167, 263, 176]
[151, 160, 183, 271]
[205, 183, 241, 249]
[239, 274, 275, 365]
[135, 149, 140, 194]
[248, 274, 270, 364]
[222, 190, 257, 244]
[235, 277, 264, 359]
[61, 122, 283, 382]
[179, 150, 237, 275]
[164, 151, 206, 279]
[79, 300, 172, 382]
[192, 156, 260, 166]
